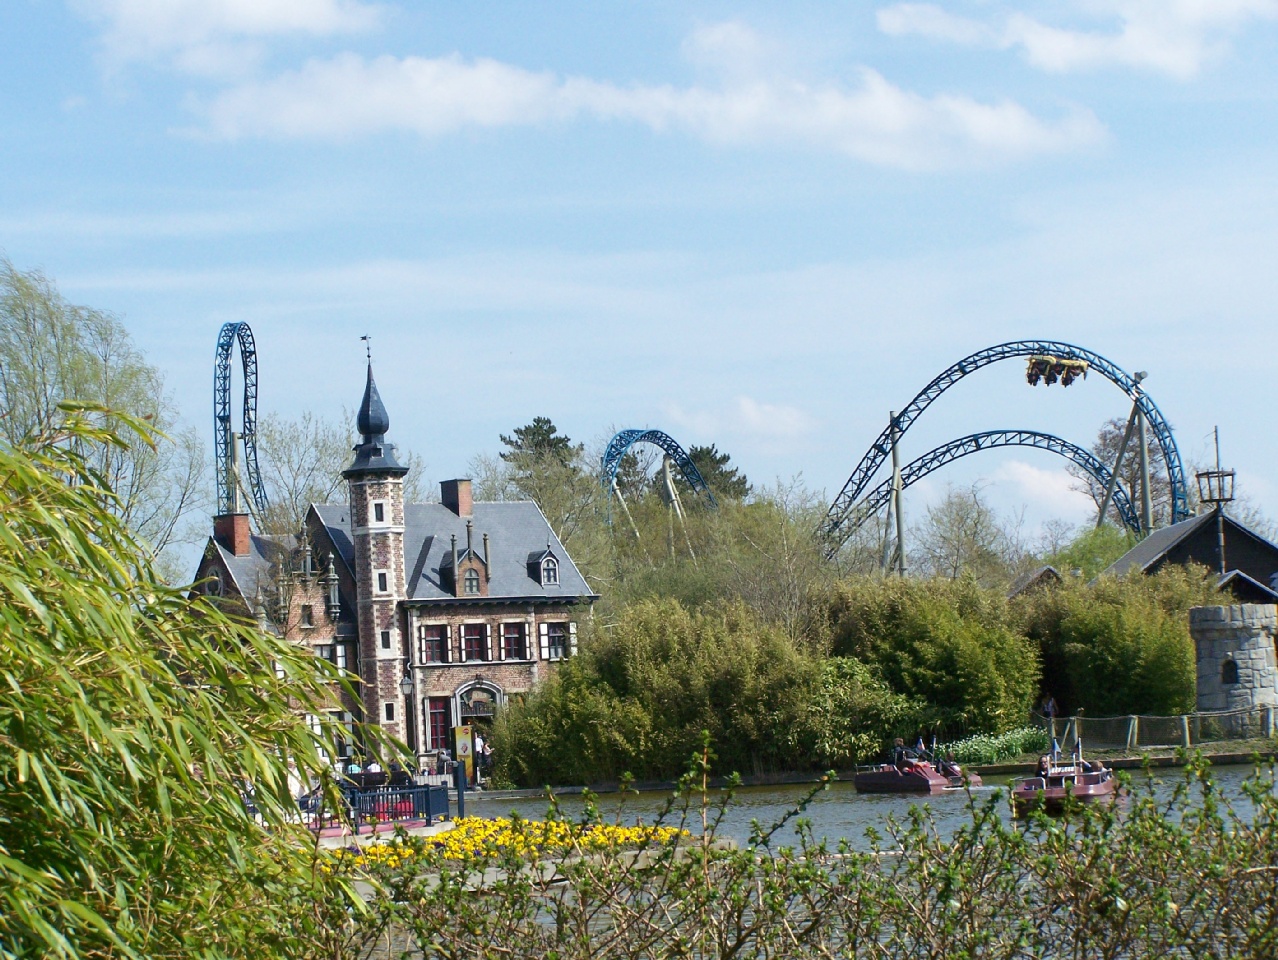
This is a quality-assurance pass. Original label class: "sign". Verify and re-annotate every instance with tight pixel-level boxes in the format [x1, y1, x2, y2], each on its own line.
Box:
[453, 724, 473, 782]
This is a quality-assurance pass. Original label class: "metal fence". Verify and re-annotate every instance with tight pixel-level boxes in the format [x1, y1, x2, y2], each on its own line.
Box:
[302, 782, 450, 832]
[1033, 707, 1277, 751]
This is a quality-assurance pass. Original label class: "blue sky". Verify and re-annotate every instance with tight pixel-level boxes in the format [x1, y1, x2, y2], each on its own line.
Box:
[4, 0, 1278, 549]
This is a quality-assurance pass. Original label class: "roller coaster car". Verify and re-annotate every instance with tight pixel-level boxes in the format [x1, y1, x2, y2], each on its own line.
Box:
[1026, 356, 1088, 388]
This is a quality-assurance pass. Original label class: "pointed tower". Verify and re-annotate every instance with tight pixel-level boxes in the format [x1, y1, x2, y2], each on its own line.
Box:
[343, 363, 411, 745]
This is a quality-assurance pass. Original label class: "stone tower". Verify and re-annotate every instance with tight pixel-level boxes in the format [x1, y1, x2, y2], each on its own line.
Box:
[1190, 603, 1278, 713]
[343, 364, 410, 744]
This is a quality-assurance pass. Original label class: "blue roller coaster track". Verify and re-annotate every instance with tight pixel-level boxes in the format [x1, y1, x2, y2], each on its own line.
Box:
[601, 429, 717, 506]
[214, 322, 268, 517]
[836, 430, 1141, 540]
[821, 340, 1188, 554]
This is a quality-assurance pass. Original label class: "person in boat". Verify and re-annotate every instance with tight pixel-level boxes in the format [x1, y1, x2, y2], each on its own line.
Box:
[938, 752, 963, 779]
[1036, 755, 1050, 778]
[892, 738, 919, 770]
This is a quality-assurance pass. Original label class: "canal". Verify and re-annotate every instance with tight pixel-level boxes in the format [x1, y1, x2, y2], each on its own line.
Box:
[467, 763, 1271, 850]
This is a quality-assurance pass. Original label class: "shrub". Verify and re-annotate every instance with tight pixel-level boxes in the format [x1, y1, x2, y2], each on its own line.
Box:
[938, 726, 1050, 765]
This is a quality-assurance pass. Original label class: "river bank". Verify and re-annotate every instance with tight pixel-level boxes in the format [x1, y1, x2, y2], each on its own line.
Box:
[472, 738, 1278, 802]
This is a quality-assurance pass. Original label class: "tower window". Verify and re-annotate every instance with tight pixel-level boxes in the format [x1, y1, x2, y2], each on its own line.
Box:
[381, 630, 391, 650]
[463, 568, 481, 596]
[377, 571, 388, 593]
[371, 500, 388, 525]
[384, 702, 395, 722]
[1223, 659, 1240, 684]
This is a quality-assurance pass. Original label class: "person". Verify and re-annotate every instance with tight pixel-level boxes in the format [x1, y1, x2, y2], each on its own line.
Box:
[473, 732, 486, 784]
[892, 738, 916, 770]
[344, 756, 362, 776]
[939, 753, 962, 779]
[364, 757, 383, 775]
[1040, 694, 1058, 719]
[1036, 755, 1050, 778]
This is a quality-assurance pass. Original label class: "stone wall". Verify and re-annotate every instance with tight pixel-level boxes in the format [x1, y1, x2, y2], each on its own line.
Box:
[1190, 603, 1278, 711]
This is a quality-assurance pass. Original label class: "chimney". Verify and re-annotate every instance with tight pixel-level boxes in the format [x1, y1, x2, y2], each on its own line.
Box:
[441, 478, 473, 517]
[213, 513, 252, 557]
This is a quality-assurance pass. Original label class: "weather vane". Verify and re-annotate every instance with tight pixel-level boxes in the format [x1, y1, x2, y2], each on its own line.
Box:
[360, 334, 372, 362]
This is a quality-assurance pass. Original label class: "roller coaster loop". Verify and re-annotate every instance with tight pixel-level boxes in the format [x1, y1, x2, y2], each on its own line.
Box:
[214, 322, 269, 517]
[821, 340, 1188, 552]
[601, 429, 717, 507]
[833, 430, 1141, 544]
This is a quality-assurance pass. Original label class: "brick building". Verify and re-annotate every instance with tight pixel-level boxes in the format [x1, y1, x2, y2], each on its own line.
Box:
[193, 363, 596, 764]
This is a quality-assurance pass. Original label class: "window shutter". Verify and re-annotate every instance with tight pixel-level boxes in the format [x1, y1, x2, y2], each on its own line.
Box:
[443, 624, 452, 663]
[568, 621, 578, 658]
[484, 622, 493, 661]
[497, 623, 506, 661]
[539, 622, 550, 661]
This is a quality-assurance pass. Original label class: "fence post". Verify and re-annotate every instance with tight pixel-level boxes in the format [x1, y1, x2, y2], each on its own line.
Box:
[1126, 716, 1138, 752]
[1265, 705, 1274, 739]
[1181, 714, 1192, 749]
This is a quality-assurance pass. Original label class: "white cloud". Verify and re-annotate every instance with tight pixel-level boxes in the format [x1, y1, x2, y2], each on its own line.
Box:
[989, 459, 1096, 521]
[194, 40, 1103, 169]
[664, 396, 816, 445]
[76, 0, 383, 76]
[877, 1, 1278, 78]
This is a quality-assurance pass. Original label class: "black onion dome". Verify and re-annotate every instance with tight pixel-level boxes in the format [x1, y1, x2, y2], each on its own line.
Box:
[344, 363, 407, 477]
[356, 363, 390, 437]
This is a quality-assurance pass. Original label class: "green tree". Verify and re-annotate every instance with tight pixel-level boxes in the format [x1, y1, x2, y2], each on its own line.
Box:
[1045, 524, 1138, 580]
[500, 416, 580, 467]
[686, 443, 751, 500]
[0, 407, 364, 957]
[0, 258, 206, 571]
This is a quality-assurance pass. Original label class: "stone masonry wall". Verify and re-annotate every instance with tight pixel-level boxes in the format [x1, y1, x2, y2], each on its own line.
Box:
[1191, 603, 1278, 712]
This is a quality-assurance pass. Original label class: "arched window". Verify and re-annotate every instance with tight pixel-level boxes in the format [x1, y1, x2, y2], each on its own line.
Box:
[541, 557, 559, 585]
[1222, 659, 1240, 685]
[463, 568, 481, 595]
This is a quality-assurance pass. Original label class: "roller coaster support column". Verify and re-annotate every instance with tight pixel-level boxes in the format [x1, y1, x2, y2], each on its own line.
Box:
[1138, 409, 1153, 533]
[891, 411, 907, 576]
[1097, 396, 1141, 531]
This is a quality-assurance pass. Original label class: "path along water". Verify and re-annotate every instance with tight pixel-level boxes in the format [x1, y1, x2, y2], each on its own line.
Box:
[467, 764, 1272, 851]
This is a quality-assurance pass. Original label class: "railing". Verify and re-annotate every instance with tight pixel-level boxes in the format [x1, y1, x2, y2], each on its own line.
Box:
[302, 782, 450, 832]
[1033, 707, 1277, 751]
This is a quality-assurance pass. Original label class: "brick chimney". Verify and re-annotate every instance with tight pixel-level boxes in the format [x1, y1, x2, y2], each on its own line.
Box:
[213, 513, 252, 557]
[441, 479, 473, 517]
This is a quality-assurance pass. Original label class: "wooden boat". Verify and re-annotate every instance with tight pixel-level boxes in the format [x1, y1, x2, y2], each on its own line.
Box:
[853, 759, 983, 794]
[1010, 755, 1118, 816]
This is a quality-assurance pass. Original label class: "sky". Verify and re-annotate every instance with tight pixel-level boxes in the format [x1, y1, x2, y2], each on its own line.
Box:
[3, 0, 1278, 562]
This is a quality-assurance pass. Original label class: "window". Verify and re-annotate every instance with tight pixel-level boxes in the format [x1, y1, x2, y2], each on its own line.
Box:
[463, 623, 487, 661]
[541, 557, 559, 585]
[380, 630, 392, 651]
[327, 710, 355, 758]
[317, 644, 348, 670]
[419, 624, 447, 663]
[428, 697, 450, 749]
[272, 660, 286, 680]
[463, 568, 481, 596]
[546, 622, 568, 660]
[376, 571, 389, 593]
[502, 622, 527, 660]
[1223, 659, 1240, 684]
[373, 501, 385, 524]
[300, 604, 314, 627]
[384, 702, 395, 722]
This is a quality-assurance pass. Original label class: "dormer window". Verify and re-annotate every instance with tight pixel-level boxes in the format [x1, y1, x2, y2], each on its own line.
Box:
[541, 557, 559, 586]
[463, 568, 481, 596]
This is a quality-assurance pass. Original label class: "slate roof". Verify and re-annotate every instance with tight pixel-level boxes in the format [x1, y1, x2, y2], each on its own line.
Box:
[1098, 512, 1216, 578]
[1007, 564, 1062, 599]
[210, 533, 293, 601]
[1217, 569, 1278, 603]
[312, 501, 596, 604]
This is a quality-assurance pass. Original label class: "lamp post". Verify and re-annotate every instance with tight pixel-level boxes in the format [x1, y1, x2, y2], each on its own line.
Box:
[399, 669, 416, 759]
[1195, 427, 1235, 576]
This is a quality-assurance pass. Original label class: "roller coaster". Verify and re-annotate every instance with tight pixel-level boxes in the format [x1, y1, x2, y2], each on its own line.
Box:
[600, 429, 716, 507]
[214, 322, 268, 517]
[820, 340, 1190, 557]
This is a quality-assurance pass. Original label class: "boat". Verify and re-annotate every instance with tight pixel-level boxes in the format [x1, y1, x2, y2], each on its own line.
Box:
[1010, 744, 1118, 816]
[853, 757, 983, 794]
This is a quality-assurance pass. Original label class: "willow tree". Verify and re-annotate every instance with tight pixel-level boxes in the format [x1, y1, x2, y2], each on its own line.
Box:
[0, 407, 369, 958]
[0, 258, 205, 571]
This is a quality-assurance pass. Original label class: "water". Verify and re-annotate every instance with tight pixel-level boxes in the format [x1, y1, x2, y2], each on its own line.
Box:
[466, 764, 1273, 850]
